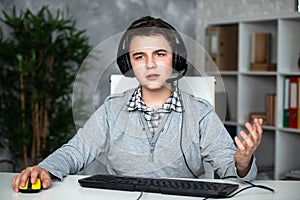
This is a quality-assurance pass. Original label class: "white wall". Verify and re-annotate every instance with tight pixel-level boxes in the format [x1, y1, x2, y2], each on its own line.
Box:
[195, 0, 296, 44]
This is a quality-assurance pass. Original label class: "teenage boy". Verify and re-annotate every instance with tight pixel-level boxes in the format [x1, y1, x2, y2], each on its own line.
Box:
[12, 16, 263, 192]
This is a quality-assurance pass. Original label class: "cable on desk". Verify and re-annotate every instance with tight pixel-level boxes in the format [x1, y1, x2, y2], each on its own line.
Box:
[202, 176, 275, 200]
[136, 191, 144, 200]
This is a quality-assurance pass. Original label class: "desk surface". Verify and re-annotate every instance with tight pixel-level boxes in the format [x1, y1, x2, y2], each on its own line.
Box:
[1, 172, 300, 200]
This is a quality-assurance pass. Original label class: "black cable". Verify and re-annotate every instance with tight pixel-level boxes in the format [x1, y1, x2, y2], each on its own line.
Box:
[222, 176, 274, 193]
[201, 176, 275, 199]
[176, 80, 198, 178]
[243, 181, 275, 192]
[136, 192, 144, 200]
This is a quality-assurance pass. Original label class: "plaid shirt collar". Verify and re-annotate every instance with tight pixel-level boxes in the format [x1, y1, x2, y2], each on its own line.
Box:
[127, 86, 182, 113]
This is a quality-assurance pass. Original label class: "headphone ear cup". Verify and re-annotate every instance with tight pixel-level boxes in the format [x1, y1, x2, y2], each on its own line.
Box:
[117, 32, 135, 77]
[173, 44, 188, 74]
[117, 53, 135, 77]
[123, 53, 134, 77]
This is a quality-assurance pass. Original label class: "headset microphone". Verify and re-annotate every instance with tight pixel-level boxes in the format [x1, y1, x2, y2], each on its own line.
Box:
[166, 69, 186, 83]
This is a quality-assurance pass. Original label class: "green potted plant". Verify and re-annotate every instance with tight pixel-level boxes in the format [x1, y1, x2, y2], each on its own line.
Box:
[0, 5, 91, 170]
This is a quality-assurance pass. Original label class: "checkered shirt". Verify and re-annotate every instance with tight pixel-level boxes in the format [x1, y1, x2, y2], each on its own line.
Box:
[127, 87, 182, 135]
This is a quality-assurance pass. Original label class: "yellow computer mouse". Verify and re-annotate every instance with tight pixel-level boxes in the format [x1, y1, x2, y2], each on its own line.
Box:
[19, 177, 42, 193]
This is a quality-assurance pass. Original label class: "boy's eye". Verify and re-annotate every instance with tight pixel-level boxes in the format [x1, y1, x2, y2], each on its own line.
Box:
[156, 50, 167, 57]
[156, 52, 166, 57]
[134, 55, 144, 60]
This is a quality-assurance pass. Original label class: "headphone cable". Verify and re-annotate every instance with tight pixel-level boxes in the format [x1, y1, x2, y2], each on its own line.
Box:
[176, 80, 198, 178]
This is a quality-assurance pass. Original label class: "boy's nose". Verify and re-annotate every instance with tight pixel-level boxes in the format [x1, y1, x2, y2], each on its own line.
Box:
[146, 57, 156, 69]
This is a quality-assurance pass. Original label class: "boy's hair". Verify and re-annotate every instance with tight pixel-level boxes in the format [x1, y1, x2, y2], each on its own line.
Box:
[117, 16, 188, 77]
[125, 16, 177, 50]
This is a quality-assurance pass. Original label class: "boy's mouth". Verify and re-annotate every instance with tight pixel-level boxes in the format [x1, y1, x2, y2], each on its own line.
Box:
[146, 73, 160, 80]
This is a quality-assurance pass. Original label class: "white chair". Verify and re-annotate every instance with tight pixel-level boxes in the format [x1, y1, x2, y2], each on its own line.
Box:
[110, 74, 215, 107]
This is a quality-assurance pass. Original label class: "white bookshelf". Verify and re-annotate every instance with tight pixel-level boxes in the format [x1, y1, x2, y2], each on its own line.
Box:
[204, 13, 300, 180]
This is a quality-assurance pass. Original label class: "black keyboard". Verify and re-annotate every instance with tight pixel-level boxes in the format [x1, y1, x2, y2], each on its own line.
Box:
[78, 174, 239, 198]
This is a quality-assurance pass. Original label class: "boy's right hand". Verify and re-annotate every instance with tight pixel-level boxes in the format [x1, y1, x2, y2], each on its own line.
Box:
[12, 166, 52, 192]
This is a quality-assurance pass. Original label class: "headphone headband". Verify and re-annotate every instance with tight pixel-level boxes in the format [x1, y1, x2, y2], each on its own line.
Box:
[117, 16, 188, 77]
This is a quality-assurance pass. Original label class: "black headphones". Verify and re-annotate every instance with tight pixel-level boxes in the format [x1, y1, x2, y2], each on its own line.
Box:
[117, 16, 188, 78]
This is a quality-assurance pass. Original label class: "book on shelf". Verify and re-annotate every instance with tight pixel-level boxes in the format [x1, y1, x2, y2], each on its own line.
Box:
[251, 32, 271, 64]
[250, 32, 276, 72]
[298, 77, 300, 129]
[205, 25, 238, 71]
[283, 76, 300, 129]
[249, 112, 267, 125]
[289, 77, 298, 128]
[265, 93, 276, 126]
[283, 77, 290, 127]
[250, 63, 276, 72]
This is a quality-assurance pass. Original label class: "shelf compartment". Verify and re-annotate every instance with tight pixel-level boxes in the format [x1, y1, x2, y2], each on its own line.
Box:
[278, 18, 300, 73]
[239, 20, 278, 73]
[275, 130, 300, 180]
[238, 75, 276, 124]
[256, 130, 276, 180]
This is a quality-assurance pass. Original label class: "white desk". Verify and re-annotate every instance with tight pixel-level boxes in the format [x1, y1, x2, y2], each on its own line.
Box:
[1, 172, 300, 200]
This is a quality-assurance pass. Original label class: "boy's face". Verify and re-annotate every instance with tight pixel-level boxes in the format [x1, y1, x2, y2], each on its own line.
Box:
[129, 34, 173, 91]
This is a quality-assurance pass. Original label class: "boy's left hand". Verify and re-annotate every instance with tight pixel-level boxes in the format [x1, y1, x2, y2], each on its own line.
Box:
[234, 118, 263, 177]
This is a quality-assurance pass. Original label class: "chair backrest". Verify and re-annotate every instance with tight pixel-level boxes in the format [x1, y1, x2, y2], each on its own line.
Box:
[110, 74, 215, 107]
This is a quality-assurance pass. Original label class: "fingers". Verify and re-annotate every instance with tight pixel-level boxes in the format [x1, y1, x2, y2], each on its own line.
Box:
[39, 169, 52, 189]
[235, 131, 254, 157]
[241, 130, 255, 148]
[12, 166, 51, 192]
[12, 167, 31, 192]
[234, 118, 263, 175]
[235, 118, 263, 156]
[250, 118, 263, 145]
[234, 136, 245, 153]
